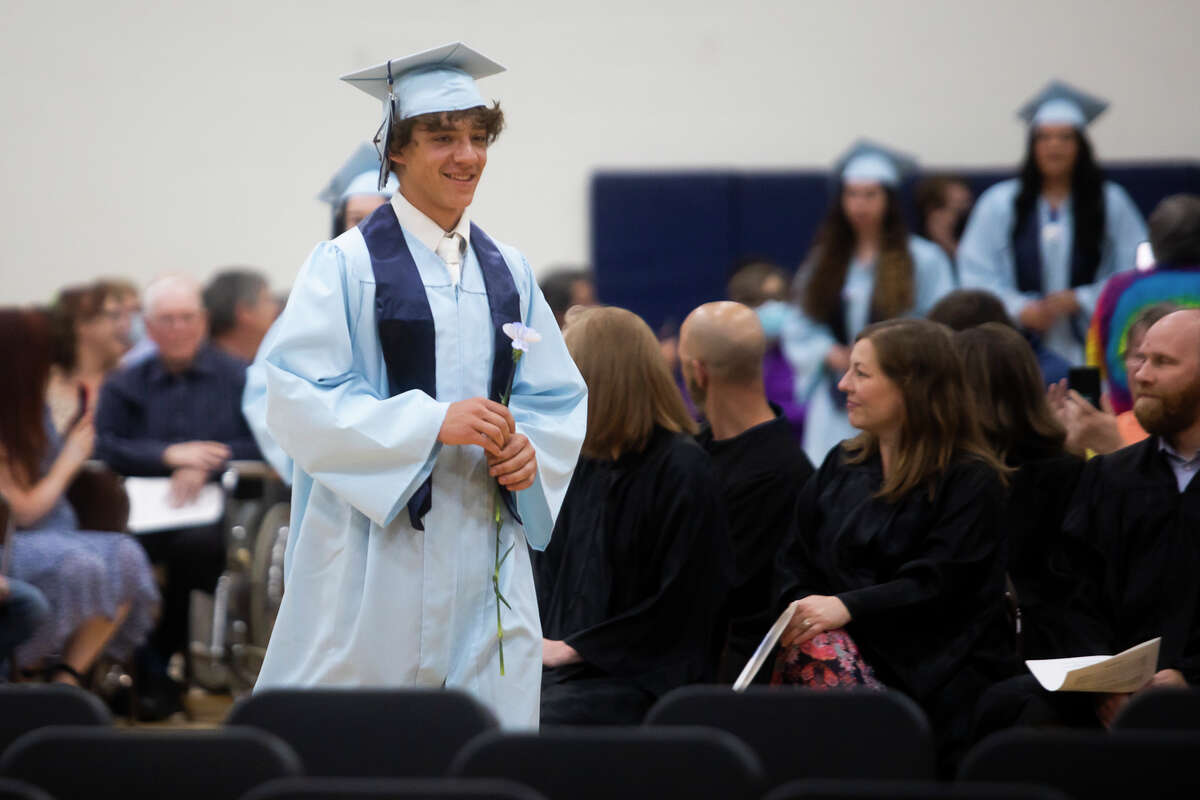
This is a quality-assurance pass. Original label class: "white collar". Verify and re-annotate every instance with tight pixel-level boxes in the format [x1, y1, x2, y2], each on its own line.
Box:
[390, 190, 472, 255]
[1158, 437, 1200, 465]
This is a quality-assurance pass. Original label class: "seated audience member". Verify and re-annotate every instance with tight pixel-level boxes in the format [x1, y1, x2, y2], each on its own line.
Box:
[679, 301, 814, 682]
[45, 282, 134, 434]
[202, 268, 280, 363]
[1062, 308, 1200, 725]
[539, 268, 597, 329]
[726, 259, 805, 439]
[1051, 303, 1179, 455]
[0, 309, 158, 685]
[955, 323, 1086, 659]
[774, 318, 1012, 769]
[95, 274, 259, 701]
[533, 306, 733, 724]
[915, 174, 974, 263]
[928, 288, 1070, 385]
[1087, 193, 1200, 413]
[0, 577, 50, 676]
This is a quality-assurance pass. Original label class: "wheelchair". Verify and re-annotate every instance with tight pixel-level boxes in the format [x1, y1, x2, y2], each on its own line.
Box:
[188, 460, 290, 695]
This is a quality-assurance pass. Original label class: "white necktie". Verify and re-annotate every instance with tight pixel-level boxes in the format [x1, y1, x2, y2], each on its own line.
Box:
[436, 233, 463, 284]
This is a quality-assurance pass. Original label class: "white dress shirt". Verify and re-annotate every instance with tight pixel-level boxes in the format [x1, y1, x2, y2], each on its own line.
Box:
[390, 190, 471, 284]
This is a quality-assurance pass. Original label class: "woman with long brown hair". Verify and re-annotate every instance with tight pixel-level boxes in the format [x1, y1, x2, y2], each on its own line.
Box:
[774, 318, 1011, 770]
[783, 142, 956, 465]
[533, 306, 733, 724]
[45, 282, 133, 434]
[0, 308, 158, 685]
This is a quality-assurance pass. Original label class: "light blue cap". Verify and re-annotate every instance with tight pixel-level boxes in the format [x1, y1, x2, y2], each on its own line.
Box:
[834, 140, 917, 188]
[317, 142, 398, 206]
[341, 43, 505, 189]
[1018, 80, 1108, 129]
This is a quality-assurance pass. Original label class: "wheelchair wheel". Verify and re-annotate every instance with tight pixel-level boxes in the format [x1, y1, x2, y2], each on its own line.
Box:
[250, 501, 290, 650]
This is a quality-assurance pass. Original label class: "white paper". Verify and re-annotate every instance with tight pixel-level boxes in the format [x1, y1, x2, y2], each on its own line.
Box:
[733, 604, 797, 692]
[124, 477, 225, 534]
[1026, 637, 1161, 693]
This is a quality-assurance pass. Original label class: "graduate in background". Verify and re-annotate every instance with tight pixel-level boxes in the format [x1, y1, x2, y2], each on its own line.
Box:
[534, 306, 732, 725]
[958, 80, 1147, 366]
[679, 301, 813, 682]
[242, 144, 400, 484]
[782, 142, 956, 465]
[253, 43, 587, 728]
[774, 319, 1012, 770]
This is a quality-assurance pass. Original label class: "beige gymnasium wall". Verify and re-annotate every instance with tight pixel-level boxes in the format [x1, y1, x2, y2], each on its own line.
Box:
[1, 0, 1197, 304]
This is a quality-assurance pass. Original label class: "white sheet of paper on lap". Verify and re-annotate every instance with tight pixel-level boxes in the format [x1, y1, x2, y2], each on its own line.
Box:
[124, 477, 225, 534]
[1025, 637, 1161, 693]
[733, 604, 797, 692]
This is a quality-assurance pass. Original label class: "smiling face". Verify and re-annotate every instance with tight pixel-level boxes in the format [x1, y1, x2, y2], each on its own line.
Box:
[390, 116, 489, 229]
[837, 337, 905, 438]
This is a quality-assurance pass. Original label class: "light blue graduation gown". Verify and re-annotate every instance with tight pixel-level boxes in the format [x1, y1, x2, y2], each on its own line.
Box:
[242, 321, 294, 485]
[957, 178, 1146, 364]
[782, 235, 956, 465]
[252, 222, 588, 729]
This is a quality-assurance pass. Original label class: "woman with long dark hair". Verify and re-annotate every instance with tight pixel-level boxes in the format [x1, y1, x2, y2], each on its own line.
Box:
[0, 308, 158, 684]
[782, 142, 956, 464]
[959, 80, 1147, 366]
[774, 318, 1012, 769]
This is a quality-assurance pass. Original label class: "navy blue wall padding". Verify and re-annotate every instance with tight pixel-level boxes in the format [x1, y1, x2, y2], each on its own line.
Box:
[591, 161, 1200, 333]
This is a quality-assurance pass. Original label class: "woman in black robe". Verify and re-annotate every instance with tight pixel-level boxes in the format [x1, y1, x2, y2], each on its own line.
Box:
[773, 318, 1013, 769]
[955, 322, 1090, 660]
[533, 306, 733, 725]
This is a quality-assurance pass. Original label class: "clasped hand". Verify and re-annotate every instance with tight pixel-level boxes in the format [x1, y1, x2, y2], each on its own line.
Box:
[438, 398, 537, 491]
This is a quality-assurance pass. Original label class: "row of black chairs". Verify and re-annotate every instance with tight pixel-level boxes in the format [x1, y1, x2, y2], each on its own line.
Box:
[1, 684, 1199, 799]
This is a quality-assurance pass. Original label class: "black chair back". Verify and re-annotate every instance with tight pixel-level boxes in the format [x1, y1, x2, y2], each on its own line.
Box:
[450, 726, 765, 800]
[0, 778, 53, 800]
[0, 725, 302, 800]
[764, 778, 1068, 799]
[227, 688, 498, 778]
[960, 729, 1200, 800]
[644, 686, 935, 786]
[1113, 688, 1200, 730]
[0, 686, 111, 757]
[243, 777, 547, 800]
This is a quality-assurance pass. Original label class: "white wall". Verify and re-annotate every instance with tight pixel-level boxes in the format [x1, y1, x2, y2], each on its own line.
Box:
[1, 0, 1197, 304]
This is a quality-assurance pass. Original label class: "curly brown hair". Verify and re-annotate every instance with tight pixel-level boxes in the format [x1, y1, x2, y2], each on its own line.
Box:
[385, 103, 505, 178]
[800, 186, 915, 328]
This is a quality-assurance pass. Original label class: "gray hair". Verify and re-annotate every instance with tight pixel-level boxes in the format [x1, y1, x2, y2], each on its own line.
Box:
[142, 273, 203, 318]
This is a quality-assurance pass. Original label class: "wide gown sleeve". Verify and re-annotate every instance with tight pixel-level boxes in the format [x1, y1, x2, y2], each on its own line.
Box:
[506, 254, 588, 552]
[958, 183, 1038, 321]
[261, 242, 450, 528]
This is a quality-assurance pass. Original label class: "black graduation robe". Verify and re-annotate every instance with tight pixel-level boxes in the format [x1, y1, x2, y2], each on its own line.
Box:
[1061, 436, 1200, 681]
[696, 406, 814, 682]
[532, 426, 734, 724]
[1002, 444, 1092, 659]
[775, 447, 1013, 760]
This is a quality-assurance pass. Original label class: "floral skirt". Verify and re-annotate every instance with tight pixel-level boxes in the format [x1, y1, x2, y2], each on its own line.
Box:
[770, 628, 884, 690]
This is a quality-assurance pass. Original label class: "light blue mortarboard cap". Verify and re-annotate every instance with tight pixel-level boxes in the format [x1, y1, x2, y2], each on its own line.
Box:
[341, 43, 506, 189]
[317, 142, 399, 206]
[1018, 80, 1108, 129]
[834, 140, 917, 188]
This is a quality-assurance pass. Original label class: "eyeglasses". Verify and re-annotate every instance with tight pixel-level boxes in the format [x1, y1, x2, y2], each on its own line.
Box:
[148, 311, 203, 328]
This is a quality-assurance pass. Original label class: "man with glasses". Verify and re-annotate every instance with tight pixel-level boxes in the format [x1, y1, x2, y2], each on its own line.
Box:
[95, 273, 260, 717]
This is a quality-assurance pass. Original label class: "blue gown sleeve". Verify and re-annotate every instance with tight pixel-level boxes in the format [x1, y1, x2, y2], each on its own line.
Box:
[1074, 183, 1148, 316]
[261, 242, 450, 528]
[241, 321, 294, 485]
[958, 181, 1038, 320]
[780, 261, 838, 399]
[910, 236, 958, 313]
[507, 254, 588, 552]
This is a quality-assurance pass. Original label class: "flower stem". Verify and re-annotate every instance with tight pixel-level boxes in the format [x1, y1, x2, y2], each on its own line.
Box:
[492, 348, 525, 676]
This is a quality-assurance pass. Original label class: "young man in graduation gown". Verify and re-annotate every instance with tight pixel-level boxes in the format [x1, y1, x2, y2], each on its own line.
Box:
[252, 43, 588, 729]
[1059, 308, 1200, 724]
[679, 301, 814, 682]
